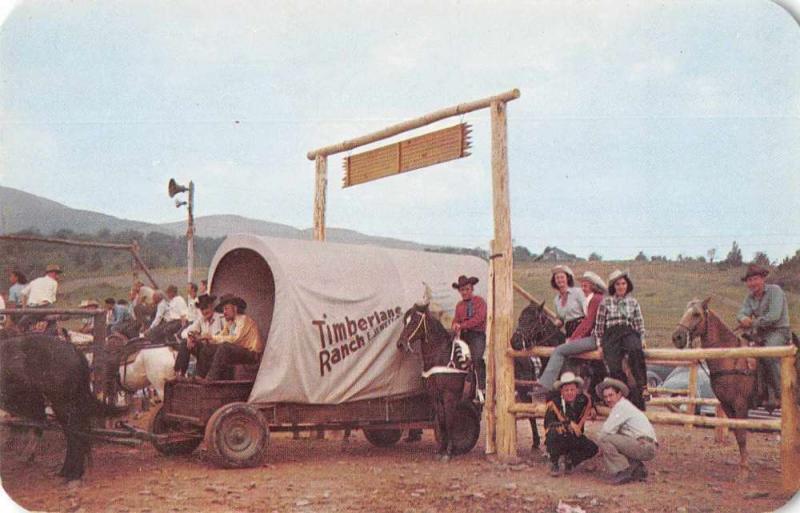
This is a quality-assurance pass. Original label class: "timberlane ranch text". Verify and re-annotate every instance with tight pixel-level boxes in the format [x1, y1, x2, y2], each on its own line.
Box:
[313, 306, 403, 376]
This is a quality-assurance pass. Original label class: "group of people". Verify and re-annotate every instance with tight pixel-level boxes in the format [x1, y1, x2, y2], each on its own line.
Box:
[532, 265, 649, 410]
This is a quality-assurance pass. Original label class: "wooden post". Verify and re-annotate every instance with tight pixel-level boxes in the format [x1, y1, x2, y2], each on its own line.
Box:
[780, 353, 799, 493]
[484, 240, 497, 455]
[490, 100, 516, 461]
[686, 362, 698, 428]
[313, 155, 327, 241]
[714, 404, 729, 443]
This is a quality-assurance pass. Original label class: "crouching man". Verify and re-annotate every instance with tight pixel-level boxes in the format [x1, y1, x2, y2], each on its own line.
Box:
[594, 378, 658, 485]
[198, 294, 264, 381]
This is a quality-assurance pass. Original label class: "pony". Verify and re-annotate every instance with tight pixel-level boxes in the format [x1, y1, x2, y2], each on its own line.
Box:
[510, 301, 609, 450]
[671, 297, 758, 480]
[397, 298, 475, 462]
[0, 333, 124, 480]
[91, 334, 178, 404]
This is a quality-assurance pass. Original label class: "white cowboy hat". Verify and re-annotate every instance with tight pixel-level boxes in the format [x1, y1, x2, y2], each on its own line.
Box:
[553, 371, 585, 391]
[579, 271, 606, 294]
[595, 377, 630, 398]
[78, 299, 99, 308]
[550, 265, 575, 289]
[607, 269, 634, 294]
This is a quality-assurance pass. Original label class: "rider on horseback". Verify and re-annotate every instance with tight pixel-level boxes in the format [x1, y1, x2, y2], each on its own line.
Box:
[737, 264, 792, 402]
[17, 264, 62, 334]
[451, 275, 487, 399]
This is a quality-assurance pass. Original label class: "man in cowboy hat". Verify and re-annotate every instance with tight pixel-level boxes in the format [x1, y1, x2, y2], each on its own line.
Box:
[451, 275, 487, 397]
[534, 271, 607, 396]
[594, 377, 657, 485]
[543, 371, 598, 477]
[174, 294, 223, 377]
[17, 264, 63, 331]
[198, 293, 264, 381]
[737, 264, 791, 399]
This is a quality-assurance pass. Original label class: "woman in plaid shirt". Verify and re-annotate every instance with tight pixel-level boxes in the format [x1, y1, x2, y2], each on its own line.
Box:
[593, 270, 649, 410]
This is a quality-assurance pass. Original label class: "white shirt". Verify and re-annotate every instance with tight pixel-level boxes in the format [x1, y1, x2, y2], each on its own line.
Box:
[186, 296, 199, 323]
[22, 275, 58, 306]
[134, 286, 155, 306]
[150, 299, 169, 329]
[0, 295, 5, 323]
[600, 397, 657, 441]
[166, 296, 189, 322]
[180, 312, 223, 340]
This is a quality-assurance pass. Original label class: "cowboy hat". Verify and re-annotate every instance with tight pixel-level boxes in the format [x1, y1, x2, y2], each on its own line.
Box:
[550, 265, 575, 289]
[215, 293, 247, 313]
[607, 269, 634, 295]
[452, 275, 479, 289]
[553, 371, 584, 391]
[741, 264, 769, 282]
[579, 271, 606, 294]
[45, 264, 63, 274]
[196, 294, 217, 310]
[78, 299, 99, 308]
[595, 377, 629, 398]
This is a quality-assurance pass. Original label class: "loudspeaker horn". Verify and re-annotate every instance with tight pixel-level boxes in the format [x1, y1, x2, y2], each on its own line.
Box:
[168, 178, 189, 197]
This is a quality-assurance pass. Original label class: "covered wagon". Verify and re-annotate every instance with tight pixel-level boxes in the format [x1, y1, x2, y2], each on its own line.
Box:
[153, 235, 488, 467]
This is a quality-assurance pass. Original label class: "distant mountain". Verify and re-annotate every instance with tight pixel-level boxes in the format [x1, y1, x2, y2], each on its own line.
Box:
[159, 215, 302, 239]
[0, 186, 160, 235]
[0, 186, 430, 251]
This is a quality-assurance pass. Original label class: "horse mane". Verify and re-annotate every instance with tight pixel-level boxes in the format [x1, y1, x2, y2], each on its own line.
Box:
[704, 308, 742, 348]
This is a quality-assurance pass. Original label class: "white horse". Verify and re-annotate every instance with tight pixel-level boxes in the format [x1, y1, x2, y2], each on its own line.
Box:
[86, 344, 177, 403]
[118, 346, 177, 402]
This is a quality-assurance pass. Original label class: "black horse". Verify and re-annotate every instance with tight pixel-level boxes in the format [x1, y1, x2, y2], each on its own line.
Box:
[0, 333, 123, 480]
[510, 301, 608, 450]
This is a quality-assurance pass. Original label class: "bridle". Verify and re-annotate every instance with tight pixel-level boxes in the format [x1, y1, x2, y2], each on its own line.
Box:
[402, 310, 428, 352]
[514, 310, 562, 349]
[675, 303, 709, 347]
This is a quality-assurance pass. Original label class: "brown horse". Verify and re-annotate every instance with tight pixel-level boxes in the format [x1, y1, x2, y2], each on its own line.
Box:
[397, 302, 477, 461]
[671, 297, 757, 480]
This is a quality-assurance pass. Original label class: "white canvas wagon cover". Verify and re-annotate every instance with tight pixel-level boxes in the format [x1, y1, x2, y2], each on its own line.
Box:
[207, 234, 488, 404]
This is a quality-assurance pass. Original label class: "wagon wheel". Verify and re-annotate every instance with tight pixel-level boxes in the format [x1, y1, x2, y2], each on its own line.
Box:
[434, 402, 481, 455]
[362, 427, 403, 447]
[150, 405, 202, 456]
[204, 402, 269, 468]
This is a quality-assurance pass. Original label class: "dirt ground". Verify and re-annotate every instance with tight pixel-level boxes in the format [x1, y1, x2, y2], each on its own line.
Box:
[1, 408, 797, 513]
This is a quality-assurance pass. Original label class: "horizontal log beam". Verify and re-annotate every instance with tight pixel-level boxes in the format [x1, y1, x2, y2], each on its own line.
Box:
[508, 345, 798, 361]
[648, 397, 720, 406]
[512, 282, 558, 320]
[306, 89, 520, 159]
[0, 308, 104, 316]
[508, 402, 781, 431]
[0, 234, 133, 251]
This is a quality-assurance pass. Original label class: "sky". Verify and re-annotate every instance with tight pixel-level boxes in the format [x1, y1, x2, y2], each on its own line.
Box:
[1, 0, 799, 262]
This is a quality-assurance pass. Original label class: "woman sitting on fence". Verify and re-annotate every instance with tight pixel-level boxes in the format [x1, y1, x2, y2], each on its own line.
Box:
[533, 271, 607, 398]
[593, 270, 649, 410]
[551, 265, 587, 338]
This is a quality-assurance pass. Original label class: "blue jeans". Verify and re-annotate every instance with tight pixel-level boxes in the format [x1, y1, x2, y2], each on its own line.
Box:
[762, 329, 791, 395]
[538, 336, 597, 389]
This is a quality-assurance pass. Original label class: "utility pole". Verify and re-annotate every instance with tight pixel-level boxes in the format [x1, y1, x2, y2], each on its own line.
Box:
[168, 178, 195, 283]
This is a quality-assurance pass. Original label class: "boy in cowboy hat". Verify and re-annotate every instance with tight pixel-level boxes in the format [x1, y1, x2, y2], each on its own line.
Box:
[198, 294, 264, 381]
[595, 377, 657, 485]
[593, 269, 649, 410]
[736, 264, 791, 400]
[451, 275, 487, 397]
[543, 371, 598, 477]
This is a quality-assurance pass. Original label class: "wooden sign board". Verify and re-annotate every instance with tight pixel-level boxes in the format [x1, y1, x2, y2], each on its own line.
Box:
[343, 123, 472, 187]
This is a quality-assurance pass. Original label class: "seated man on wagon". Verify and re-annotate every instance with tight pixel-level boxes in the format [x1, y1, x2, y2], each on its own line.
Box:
[174, 294, 223, 378]
[196, 294, 264, 381]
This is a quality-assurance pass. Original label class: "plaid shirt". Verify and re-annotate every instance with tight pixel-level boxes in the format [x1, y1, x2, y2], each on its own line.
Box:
[593, 294, 645, 340]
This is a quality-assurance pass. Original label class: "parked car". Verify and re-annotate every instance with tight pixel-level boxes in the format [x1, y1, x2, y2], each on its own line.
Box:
[660, 363, 716, 415]
[647, 363, 677, 389]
